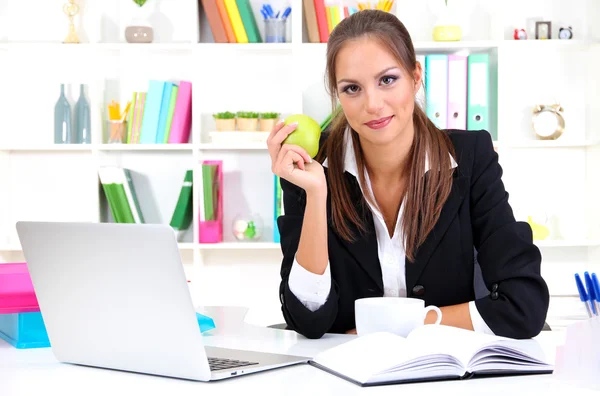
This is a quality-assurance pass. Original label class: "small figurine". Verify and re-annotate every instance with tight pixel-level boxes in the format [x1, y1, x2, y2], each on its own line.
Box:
[559, 26, 573, 40]
[513, 28, 527, 40]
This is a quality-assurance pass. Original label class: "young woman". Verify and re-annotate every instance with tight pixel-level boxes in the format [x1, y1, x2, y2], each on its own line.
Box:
[267, 10, 549, 340]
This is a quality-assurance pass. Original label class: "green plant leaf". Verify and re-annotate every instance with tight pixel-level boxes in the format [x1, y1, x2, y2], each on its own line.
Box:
[236, 111, 258, 118]
[212, 111, 236, 119]
[133, 0, 147, 6]
[259, 112, 280, 119]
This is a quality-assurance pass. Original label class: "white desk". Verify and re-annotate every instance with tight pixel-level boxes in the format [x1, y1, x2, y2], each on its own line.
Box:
[1, 306, 597, 396]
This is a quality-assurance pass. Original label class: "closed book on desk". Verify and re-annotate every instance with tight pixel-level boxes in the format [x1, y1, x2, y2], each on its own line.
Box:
[310, 325, 553, 387]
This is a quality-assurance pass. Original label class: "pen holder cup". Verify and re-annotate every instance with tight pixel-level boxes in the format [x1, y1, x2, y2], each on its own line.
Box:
[108, 120, 127, 144]
[553, 316, 600, 389]
[264, 19, 287, 43]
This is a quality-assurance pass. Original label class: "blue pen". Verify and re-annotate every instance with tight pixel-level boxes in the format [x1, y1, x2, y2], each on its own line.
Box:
[266, 4, 275, 18]
[584, 272, 598, 315]
[281, 6, 292, 19]
[260, 9, 268, 19]
[575, 273, 593, 318]
[591, 273, 600, 315]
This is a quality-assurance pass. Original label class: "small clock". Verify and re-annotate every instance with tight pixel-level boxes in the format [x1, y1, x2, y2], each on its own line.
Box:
[559, 26, 573, 40]
[532, 104, 565, 140]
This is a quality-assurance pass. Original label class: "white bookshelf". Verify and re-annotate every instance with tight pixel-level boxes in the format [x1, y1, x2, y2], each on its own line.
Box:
[1, 0, 599, 328]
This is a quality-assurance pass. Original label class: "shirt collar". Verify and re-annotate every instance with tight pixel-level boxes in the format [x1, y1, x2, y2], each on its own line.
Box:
[322, 126, 458, 177]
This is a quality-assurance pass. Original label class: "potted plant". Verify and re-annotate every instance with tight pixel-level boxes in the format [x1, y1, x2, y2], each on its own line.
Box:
[236, 111, 259, 132]
[431, 0, 462, 42]
[125, 0, 154, 43]
[258, 112, 280, 132]
[213, 111, 236, 131]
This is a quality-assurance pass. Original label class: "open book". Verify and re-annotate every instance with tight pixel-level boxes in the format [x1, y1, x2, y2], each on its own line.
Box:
[309, 325, 554, 387]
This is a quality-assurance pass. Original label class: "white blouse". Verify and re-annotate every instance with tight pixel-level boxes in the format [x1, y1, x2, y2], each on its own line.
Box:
[287, 127, 495, 335]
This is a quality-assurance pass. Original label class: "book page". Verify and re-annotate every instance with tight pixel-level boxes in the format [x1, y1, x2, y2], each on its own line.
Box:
[312, 331, 464, 384]
[406, 324, 500, 367]
[406, 325, 553, 373]
[312, 332, 410, 384]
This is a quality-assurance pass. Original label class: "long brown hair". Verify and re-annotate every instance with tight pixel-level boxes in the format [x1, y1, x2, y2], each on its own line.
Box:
[317, 10, 456, 263]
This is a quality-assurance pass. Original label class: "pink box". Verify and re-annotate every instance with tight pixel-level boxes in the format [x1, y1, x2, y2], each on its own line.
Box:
[0, 263, 40, 314]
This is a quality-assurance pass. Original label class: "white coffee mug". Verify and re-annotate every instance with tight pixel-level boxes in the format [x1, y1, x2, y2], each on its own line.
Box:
[355, 297, 442, 337]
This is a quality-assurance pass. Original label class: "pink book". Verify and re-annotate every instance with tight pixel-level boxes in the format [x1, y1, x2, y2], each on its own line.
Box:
[168, 81, 192, 144]
[447, 55, 467, 130]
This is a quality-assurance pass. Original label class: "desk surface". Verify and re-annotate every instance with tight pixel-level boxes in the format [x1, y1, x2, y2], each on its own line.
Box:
[1, 306, 597, 396]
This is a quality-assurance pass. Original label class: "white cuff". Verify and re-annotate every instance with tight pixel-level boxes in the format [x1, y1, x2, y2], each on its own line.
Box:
[287, 255, 331, 312]
[469, 300, 495, 335]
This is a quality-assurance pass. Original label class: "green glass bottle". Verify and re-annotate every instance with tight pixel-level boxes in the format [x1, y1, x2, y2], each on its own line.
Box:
[54, 84, 72, 144]
[74, 84, 91, 144]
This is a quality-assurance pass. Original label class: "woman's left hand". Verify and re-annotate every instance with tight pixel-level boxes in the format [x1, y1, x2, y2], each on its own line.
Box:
[345, 328, 357, 334]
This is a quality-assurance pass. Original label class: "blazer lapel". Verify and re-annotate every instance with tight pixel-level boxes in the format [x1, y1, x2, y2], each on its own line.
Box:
[335, 174, 384, 293]
[405, 173, 468, 294]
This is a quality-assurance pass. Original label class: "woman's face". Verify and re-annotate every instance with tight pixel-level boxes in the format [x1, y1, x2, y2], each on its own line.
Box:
[335, 37, 422, 147]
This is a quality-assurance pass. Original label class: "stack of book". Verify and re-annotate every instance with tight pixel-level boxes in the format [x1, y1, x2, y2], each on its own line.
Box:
[125, 80, 192, 145]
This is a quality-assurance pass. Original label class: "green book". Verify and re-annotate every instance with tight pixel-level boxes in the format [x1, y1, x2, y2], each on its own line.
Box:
[235, 0, 262, 43]
[169, 170, 193, 237]
[163, 85, 179, 143]
[98, 167, 144, 224]
[99, 177, 121, 223]
[111, 183, 136, 223]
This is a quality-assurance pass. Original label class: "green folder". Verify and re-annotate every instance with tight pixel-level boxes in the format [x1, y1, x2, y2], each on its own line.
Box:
[202, 165, 216, 221]
[169, 170, 193, 232]
[467, 53, 491, 135]
[235, 0, 262, 43]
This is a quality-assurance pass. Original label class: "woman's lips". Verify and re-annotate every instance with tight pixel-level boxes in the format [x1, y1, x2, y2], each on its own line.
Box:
[365, 116, 393, 129]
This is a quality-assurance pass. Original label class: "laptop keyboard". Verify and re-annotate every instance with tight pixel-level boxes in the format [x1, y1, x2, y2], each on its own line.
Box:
[208, 357, 259, 371]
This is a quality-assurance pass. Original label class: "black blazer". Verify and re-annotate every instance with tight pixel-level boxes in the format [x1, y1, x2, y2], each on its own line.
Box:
[276, 129, 550, 340]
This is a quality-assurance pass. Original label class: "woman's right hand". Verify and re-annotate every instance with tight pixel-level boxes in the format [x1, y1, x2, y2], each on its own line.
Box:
[267, 120, 326, 196]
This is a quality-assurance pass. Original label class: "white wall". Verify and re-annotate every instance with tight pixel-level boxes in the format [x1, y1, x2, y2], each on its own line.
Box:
[1, 0, 599, 329]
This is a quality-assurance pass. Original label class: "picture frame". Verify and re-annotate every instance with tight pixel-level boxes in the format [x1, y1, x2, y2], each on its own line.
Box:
[535, 21, 552, 39]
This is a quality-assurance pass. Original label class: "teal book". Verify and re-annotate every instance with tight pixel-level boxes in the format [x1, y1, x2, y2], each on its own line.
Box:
[140, 80, 166, 144]
[155, 82, 175, 144]
[273, 175, 283, 243]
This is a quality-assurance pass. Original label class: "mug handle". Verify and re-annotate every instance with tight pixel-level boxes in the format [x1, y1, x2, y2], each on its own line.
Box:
[424, 305, 442, 325]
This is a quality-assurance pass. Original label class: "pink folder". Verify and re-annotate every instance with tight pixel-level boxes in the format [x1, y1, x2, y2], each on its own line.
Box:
[0, 263, 40, 314]
[168, 81, 192, 144]
[447, 55, 467, 130]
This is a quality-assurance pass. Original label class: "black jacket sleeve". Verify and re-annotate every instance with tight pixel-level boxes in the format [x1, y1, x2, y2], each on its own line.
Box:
[276, 177, 339, 339]
[470, 130, 550, 339]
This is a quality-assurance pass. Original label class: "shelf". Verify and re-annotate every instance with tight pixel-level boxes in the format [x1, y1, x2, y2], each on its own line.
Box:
[498, 140, 600, 148]
[97, 144, 194, 152]
[195, 43, 293, 52]
[198, 242, 280, 250]
[0, 145, 94, 152]
[198, 143, 267, 150]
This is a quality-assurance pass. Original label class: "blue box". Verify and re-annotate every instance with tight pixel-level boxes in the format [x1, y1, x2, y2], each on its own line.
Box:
[0, 311, 215, 349]
[0, 311, 50, 349]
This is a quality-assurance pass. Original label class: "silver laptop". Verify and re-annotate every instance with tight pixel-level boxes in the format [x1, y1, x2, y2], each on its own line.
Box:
[15, 221, 308, 381]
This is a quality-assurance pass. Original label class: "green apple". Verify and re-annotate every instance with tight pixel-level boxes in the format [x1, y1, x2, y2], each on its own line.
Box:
[282, 114, 321, 158]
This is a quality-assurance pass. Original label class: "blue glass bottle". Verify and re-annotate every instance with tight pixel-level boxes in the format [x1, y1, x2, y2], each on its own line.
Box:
[54, 84, 72, 144]
[74, 84, 91, 144]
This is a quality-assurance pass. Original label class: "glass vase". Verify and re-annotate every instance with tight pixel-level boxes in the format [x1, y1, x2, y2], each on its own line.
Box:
[74, 84, 91, 144]
[54, 84, 72, 144]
